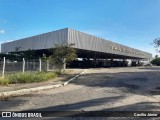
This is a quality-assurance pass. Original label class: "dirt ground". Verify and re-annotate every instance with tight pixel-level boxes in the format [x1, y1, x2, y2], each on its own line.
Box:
[0, 67, 160, 120]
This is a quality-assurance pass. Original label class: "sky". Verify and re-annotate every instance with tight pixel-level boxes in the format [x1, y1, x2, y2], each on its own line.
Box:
[0, 0, 160, 57]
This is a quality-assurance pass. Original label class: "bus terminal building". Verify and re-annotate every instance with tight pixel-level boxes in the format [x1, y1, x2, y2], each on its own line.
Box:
[1, 28, 152, 68]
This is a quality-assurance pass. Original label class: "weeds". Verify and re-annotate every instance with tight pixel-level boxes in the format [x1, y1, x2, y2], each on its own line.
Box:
[0, 77, 10, 86]
[0, 71, 59, 85]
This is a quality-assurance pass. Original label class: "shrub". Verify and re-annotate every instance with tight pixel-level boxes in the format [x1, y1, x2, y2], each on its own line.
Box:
[0, 77, 10, 85]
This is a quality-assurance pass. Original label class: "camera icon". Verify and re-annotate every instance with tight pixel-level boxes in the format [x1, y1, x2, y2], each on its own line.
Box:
[2, 112, 11, 117]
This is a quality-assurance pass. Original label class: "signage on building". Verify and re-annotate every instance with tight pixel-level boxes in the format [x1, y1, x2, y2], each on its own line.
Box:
[110, 46, 145, 56]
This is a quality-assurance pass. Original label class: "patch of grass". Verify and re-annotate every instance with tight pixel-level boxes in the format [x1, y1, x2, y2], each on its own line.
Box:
[0, 71, 59, 85]
[45, 72, 58, 79]
[8, 72, 35, 84]
[34, 72, 58, 82]
[0, 77, 10, 86]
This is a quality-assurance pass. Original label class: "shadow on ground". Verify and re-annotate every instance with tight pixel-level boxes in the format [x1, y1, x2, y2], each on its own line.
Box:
[24, 96, 159, 118]
[138, 67, 160, 71]
[0, 98, 28, 111]
[26, 96, 124, 111]
[70, 71, 160, 95]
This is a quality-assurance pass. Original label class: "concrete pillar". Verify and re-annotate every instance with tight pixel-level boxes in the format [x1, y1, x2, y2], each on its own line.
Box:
[111, 59, 113, 67]
[138, 60, 140, 64]
[123, 59, 126, 67]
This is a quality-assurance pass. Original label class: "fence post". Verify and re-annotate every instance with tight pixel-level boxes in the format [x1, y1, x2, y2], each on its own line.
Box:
[47, 60, 49, 71]
[39, 59, 42, 72]
[2, 57, 5, 78]
[63, 58, 66, 70]
[23, 58, 25, 74]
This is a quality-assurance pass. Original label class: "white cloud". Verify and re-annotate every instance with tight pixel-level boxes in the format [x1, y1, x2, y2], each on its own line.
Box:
[0, 29, 5, 34]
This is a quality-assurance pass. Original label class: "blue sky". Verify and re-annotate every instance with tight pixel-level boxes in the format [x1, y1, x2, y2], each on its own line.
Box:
[0, 0, 160, 56]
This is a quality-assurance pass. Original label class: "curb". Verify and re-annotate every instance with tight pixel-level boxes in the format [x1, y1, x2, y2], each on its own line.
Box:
[0, 70, 87, 99]
[63, 70, 87, 86]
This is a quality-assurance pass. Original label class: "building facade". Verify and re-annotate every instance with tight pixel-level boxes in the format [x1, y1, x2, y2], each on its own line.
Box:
[1, 28, 152, 60]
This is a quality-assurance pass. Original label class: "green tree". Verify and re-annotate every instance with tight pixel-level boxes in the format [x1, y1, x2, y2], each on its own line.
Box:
[151, 38, 160, 66]
[155, 55, 159, 59]
[151, 55, 160, 66]
[23, 49, 36, 59]
[14, 46, 21, 52]
[41, 53, 47, 60]
[153, 38, 160, 53]
[49, 42, 77, 72]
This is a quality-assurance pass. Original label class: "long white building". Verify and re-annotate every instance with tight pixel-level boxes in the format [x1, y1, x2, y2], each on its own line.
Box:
[1, 28, 152, 60]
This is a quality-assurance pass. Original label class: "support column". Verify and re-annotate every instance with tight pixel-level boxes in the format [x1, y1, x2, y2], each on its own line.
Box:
[111, 59, 113, 67]
[123, 59, 126, 67]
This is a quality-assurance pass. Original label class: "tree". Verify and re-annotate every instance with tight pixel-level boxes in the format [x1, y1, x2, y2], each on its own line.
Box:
[49, 42, 77, 72]
[151, 38, 160, 66]
[15, 47, 21, 52]
[13, 46, 22, 59]
[153, 38, 160, 53]
[155, 55, 159, 59]
[41, 53, 47, 60]
[23, 49, 36, 59]
[151, 55, 160, 66]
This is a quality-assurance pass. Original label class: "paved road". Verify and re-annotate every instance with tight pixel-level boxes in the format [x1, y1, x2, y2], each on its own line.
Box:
[0, 67, 160, 119]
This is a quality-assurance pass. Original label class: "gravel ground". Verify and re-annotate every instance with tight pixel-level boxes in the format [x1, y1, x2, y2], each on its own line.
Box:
[0, 67, 160, 120]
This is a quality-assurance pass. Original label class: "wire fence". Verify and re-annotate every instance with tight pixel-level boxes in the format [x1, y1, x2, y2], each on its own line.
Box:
[0, 57, 57, 77]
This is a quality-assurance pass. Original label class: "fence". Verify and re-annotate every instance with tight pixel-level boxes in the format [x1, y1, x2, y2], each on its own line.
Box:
[0, 57, 57, 77]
